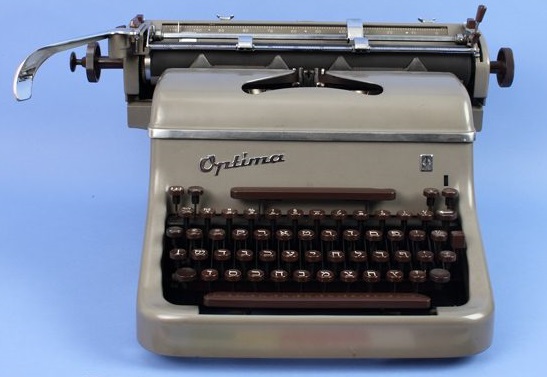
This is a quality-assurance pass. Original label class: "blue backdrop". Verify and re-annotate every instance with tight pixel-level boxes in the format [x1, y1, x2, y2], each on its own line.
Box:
[1, 1, 544, 376]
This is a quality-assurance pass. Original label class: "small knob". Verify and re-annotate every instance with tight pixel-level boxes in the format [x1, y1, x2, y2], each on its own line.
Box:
[490, 47, 515, 88]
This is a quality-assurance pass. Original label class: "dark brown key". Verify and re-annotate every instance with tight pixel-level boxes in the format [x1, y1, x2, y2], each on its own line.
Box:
[423, 187, 439, 210]
[431, 230, 448, 243]
[430, 268, 451, 284]
[375, 209, 391, 221]
[187, 186, 204, 205]
[321, 229, 337, 242]
[343, 229, 360, 242]
[173, 267, 197, 283]
[436, 209, 458, 222]
[349, 250, 367, 263]
[331, 209, 347, 221]
[247, 269, 265, 282]
[417, 210, 434, 222]
[243, 208, 259, 220]
[225, 269, 243, 282]
[213, 248, 231, 261]
[293, 269, 311, 283]
[190, 248, 209, 261]
[309, 209, 326, 221]
[265, 208, 281, 221]
[363, 269, 381, 283]
[178, 207, 194, 218]
[298, 229, 315, 241]
[209, 228, 226, 241]
[416, 250, 434, 263]
[259, 249, 276, 263]
[442, 187, 459, 210]
[386, 269, 404, 284]
[353, 210, 369, 221]
[276, 229, 293, 241]
[397, 210, 413, 222]
[409, 230, 426, 242]
[168, 186, 184, 208]
[372, 250, 389, 263]
[236, 249, 253, 262]
[254, 229, 271, 241]
[270, 269, 289, 283]
[409, 269, 427, 283]
[287, 208, 304, 221]
[201, 268, 219, 282]
[387, 229, 404, 242]
[169, 248, 187, 260]
[221, 208, 238, 219]
[232, 228, 249, 241]
[186, 228, 203, 240]
[281, 250, 299, 263]
[438, 250, 457, 264]
[365, 230, 383, 242]
[165, 226, 184, 239]
[199, 207, 215, 219]
[203, 291, 431, 309]
[327, 250, 345, 263]
[316, 269, 335, 283]
[305, 250, 322, 263]
[394, 250, 411, 263]
[451, 231, 466, 249]
[340, 269, 358, 283]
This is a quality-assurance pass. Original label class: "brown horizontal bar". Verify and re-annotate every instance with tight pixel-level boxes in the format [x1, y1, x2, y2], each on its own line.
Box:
[203, 291, 430, 309]
[230, 187, 396, 201]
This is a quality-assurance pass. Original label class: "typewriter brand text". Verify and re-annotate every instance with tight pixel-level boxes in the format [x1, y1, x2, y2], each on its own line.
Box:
[199, 152, 286, 176]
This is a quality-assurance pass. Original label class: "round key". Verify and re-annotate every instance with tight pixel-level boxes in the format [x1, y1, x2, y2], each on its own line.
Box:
[423, 188, 439, 209]
[397, 210, 413, 222]
[165, 226, 184, 239]
[372, 250, 389, 263]
[243, 208, 259, 220]
[213, 248, 231, 261]
[387, 229, 404, 242]
[430, 268, 451, 284]
[287, 208, 304, 220]
[186, 228, 203, 240]
[236, 249, 253, 262]
[417, 210, 434, 222]
[281, 250, 299, 263]
[232, 228, 249, 241]
[305, 250, 322, 263]
[178, 207, 194, 218]
[321, 229, 337, 242]
[349, 250, 367, 263]
[365, 230, 383, 242]
[199, 207, 215, 219]
[409, 230, 426, 242]
[298, 229, 315, 241]
[386, 269, 404, 283]
[409, 269, 427, 283]
[173, 267, 197, 282]
[394, 250, 411, 263]
[442, 187, 459, 210]
[327, 250, 345, 263]
[353, 209, 369, 221]
[259, 249, 276, 262]
[221, 208, 238, 219]
[209, 228, 226, 241]
[340, 269, 358, 283]
[270, 269, 289, 283]
[225, 269, 242, 282]
[253, 229, 270, 241]
[439, 250, 457, 263]
[343, 229, 360, 241]
[316, 269, 335, 283]
[247, 269, 265, 282]
[187, 186, 204, 204]
[331, 209, 347, 221]
[363, 269, 381, 283]
[169, 248, 187, 260]
[265, 208, 281, 220]
[276, 229, 293, 241]
[190, 248, 208, 261]
[431, 230, 448, 243]
[293, 269, 311, 283]
[201, 268, 219, 282]
[416, 250, 434, 263]
[168, 186, 184, 205]
[375, 209, 391, 221]
[309, 209, 325, 221]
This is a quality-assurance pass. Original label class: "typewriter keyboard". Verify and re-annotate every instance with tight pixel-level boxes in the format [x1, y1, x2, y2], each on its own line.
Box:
[161, 186, 468, 314]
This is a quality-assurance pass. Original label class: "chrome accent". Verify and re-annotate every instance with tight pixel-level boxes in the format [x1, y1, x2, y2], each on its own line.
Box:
[216, 15, 235, 21]
[144, 55, 152, 82]
[347, 19, 370, 51]
[237, 35, 254, 50]
[13, 23, 149, 101]
[149, 129, 475, 143]
[420, 154, 434, 171]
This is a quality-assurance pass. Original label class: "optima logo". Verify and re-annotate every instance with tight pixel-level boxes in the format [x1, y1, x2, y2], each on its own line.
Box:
[199, 152, 286, 176]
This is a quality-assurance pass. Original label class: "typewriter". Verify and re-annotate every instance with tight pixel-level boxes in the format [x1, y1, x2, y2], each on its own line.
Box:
[14, 5, 514, 358]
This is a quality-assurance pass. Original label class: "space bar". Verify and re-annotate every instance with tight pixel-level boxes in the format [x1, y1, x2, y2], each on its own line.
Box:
[203, 292, 431, 309]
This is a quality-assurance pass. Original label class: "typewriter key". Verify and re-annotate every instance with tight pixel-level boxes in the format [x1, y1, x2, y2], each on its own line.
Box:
[201, 268, 219, 282]
[173, 267, 197, 283]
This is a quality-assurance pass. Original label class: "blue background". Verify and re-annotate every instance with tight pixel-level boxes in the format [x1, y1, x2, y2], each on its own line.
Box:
[1, 0, 545, 375]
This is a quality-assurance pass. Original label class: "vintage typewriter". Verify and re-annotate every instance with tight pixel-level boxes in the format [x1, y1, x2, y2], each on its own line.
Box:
[14, 5, 514, 358]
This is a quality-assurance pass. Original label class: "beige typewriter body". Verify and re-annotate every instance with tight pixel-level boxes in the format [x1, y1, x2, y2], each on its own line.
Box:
[14, 6, 513, 358]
